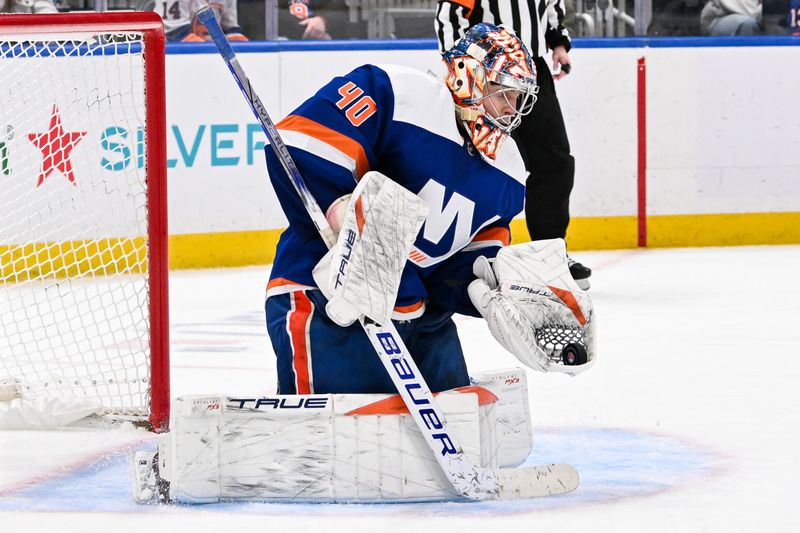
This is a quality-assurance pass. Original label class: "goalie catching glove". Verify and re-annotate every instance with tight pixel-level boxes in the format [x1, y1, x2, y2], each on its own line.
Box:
[468, 239, 596, 376]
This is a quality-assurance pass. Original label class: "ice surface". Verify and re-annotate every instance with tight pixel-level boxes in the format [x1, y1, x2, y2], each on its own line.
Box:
[2, 245, 799, 532]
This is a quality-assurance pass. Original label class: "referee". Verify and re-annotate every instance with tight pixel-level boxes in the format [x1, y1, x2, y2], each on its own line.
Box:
[435, 0, 591, 289]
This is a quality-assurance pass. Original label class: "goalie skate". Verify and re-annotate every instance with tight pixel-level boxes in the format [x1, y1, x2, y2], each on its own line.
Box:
[131, 451, 170, 504]
[567, 256, 592, 290]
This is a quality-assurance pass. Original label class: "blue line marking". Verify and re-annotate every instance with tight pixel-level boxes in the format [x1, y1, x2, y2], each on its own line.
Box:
[0, 427, 719, 514]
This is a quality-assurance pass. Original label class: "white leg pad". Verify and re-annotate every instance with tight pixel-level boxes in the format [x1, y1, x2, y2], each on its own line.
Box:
[471, 367, 533, 468]
[158, 375, 533, 503]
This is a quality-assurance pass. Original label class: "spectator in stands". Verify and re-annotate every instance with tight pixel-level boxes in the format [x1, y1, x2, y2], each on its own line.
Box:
[700, 0, 762, 34]
[285, 0, 331, 39]
[0, 0, 58, 13]
[787, 0, 800, 33]
[762, 0, 796, 34]
[275, 0, 366, 39]
[792, 0, 800, 33]
[648, 0, 705, 35]
[146, 0, 248, 42]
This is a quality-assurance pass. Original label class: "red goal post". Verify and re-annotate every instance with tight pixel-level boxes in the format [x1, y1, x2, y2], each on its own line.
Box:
[0, 12, 169, 430]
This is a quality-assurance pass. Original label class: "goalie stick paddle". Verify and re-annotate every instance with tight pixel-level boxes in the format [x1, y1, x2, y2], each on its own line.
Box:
[197, 7, 578, 501]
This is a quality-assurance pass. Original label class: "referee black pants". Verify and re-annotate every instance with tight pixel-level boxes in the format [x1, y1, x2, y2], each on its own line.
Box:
[511, 55, 575, 241]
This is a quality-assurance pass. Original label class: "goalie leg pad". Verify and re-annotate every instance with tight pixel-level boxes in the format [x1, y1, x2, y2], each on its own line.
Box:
[471, 368, 533, 468]
[154, 377, 532, 504]
[160, 393, 478, 503]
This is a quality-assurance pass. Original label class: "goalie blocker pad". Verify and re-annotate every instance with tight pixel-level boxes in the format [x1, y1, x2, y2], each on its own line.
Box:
[312, 171, 429, 327]
[151, 369, 532, 503]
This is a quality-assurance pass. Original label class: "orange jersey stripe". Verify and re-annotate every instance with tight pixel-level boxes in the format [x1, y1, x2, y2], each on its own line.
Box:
[344, 385, 498, 416]
[548, 285, 587, 326]
[394, 300, 424, 313]
[267, 277, 304, 291]
[409, 250, 427, 262]
[473, 226, 511, 246]
[288, 291, 314, 394]
[277, 114, 369, 178]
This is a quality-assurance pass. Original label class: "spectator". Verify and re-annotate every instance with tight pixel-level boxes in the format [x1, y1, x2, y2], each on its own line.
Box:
[289, 0, 331, 41]
[284, 0, 331, 39]
[762, 0, 796, 34]
[0, 0, 58, 13]
[700, 0, 762, 35]
[275, 0, 365, 40]
[648, 0, 705, 35]
[146, 0, 248, 42]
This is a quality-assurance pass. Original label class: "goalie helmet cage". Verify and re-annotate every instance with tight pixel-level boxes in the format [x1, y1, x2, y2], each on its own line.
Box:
[0, 12, 169, 430]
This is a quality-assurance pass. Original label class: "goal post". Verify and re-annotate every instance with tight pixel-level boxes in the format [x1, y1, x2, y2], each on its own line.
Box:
[0, 12, 169, 430]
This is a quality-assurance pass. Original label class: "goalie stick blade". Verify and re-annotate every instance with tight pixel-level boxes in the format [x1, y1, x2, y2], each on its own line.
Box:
[497, 463, 579, 499]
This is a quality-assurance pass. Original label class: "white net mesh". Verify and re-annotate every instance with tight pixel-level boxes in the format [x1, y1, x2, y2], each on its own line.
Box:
[0, 32, 153, 418]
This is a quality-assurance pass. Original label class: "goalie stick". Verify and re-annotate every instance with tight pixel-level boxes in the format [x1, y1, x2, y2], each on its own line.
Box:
[197, 6, 578, 502]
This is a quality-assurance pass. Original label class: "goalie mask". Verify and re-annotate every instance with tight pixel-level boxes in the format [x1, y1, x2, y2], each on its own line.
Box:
[442, 23, 538, 162]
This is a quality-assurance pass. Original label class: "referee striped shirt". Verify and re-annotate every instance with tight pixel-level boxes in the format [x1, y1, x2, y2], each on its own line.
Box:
[435, 0, 571, 57]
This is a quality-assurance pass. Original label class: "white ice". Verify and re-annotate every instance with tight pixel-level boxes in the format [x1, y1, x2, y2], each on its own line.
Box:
[2, 245, 799, 532]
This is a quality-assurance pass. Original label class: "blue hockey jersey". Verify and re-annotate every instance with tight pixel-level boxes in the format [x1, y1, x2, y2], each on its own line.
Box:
[265, 63, 527, 319]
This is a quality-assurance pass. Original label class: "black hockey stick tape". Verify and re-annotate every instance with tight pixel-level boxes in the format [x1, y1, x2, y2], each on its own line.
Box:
[561, 63, 572, 74]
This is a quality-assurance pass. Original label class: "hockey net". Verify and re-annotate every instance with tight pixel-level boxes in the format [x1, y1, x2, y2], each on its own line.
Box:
[0, 13, 169, 429]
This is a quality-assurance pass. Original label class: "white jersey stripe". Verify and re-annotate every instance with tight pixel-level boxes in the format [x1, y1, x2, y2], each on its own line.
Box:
[378, 64, 464, 146]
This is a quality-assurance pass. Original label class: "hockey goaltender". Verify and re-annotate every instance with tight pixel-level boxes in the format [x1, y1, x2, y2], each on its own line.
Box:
[131, 18, 597, 504]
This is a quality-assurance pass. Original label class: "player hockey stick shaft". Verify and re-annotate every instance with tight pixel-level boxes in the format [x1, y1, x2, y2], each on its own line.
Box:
[197, 7, 577, 501]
